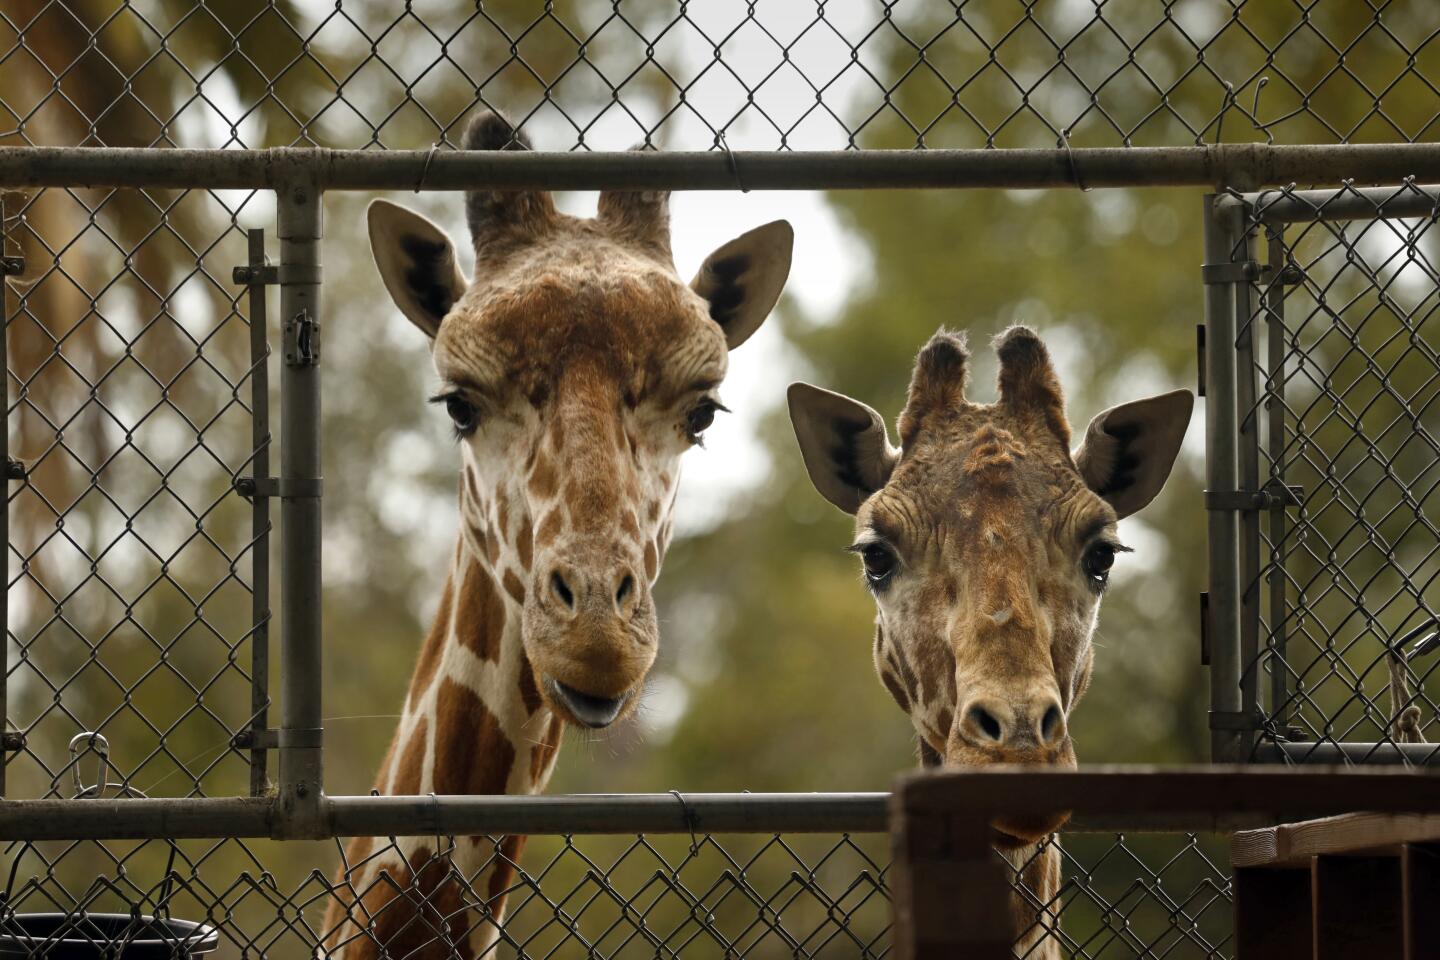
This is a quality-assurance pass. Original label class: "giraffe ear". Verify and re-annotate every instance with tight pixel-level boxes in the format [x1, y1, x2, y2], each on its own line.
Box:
[1074, 389, 1194, 519]
[691, 220, 793, 350]
[368, 199, 468, 339]
[788, 382, 898, 515]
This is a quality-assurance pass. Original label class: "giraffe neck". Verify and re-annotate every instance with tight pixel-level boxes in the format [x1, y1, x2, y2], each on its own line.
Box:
[378, 533, 563, 800]
[321, 534, 564, 958]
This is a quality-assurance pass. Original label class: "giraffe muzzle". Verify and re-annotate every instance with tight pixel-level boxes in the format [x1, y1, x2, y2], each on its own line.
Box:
[545, 676, 632, 728]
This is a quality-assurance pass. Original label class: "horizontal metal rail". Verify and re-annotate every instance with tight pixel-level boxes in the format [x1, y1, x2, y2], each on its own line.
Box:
[1251, 742, 1440, 765]
[7, 143, 1440, 192]
[0, 793, 888, 841]
[1, 776, 1423, 841]
[1235, 182, 1440, 222]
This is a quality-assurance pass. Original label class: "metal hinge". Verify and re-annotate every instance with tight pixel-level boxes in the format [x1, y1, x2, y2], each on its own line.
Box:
[2, 730, 25, 752]
[284, 309, 320, 367]
[235, 476, 323, 500]
[1204, 482, 1303, 511]
[1201, 260, 1263, 284]
[233, 727, 323, 750]
[231, 263, 322, 286]
[0, 256, 23, 277]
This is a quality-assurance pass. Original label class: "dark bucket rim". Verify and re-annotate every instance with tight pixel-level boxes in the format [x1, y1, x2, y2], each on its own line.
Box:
[0, 913, 219, 955]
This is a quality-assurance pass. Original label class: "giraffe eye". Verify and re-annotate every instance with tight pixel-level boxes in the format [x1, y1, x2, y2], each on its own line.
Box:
[431, 392, 480, 437]
[685, 398, 728, 444]
[1082, 542, 1116, 590]
[859, 543, 898, 588]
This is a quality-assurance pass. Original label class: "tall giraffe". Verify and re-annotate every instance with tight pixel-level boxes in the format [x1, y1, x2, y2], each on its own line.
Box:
[320, 111, 793, 958]
[788, 327, 1192, 956]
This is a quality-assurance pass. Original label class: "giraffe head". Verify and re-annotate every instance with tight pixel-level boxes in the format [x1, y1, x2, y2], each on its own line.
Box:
[368, 112, 792, 730]
[789, 327, 1191, 843]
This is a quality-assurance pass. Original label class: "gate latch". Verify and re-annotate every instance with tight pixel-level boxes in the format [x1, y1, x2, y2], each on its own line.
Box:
[284, 309, 320, 367]
[1204, 482, 1303, 511]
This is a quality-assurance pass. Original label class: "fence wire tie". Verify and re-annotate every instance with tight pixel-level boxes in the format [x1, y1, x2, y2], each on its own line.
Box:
[668, 789, 701, 855]
[716, 131, 747, 193]
[414, 141, 442, 194]
[1212, 80, 1237, 145]
[1058, 129, 1089, 192]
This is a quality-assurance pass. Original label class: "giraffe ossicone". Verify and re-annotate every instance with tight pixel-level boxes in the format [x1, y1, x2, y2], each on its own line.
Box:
[321, 110, 793, 959]
[788, 325, 1193, 956]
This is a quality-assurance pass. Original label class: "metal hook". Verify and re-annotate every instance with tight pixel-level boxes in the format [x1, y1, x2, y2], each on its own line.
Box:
[668, 789, 701, 857]
[414, 141, 442, 194]
[1250, 77, 1273, 145]
[68, 732, 110, 799]
[716, 131, 747, 194]
[1058, 129, 1089, 192]
[1213, 80, 1236, 145]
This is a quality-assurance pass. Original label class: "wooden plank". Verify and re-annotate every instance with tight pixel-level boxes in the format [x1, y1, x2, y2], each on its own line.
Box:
[1233, 813, 1440, 869]
[889, 797, 1017, 960]
[899, 767, 1440, 823]
[1233, 867, 1311, 960]
[1313, 855, 1403, 960]
[1403, 843, 1440, 960]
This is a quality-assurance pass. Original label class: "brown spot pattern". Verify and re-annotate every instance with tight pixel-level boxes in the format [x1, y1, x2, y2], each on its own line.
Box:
[516, 523, 533, 571]
[433, 677, 517, 796]
[529, 715, 563, 782]
[486, 835, 529, 914]
[391, 716, 428, 796]
[528, 453, 557, 499]
[455, 560, 506, 662]
[502, 568, 526, 605]
[643, 540, 658, 581]
[409, 576, 455, 697]
[881, 669, 910, 710]
[517, 649, 542, 715]
[535, 508, 564, 548]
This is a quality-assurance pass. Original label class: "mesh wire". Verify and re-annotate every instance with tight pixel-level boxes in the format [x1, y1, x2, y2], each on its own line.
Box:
[1239, 182, 1440, 763]
[0, 830, 1232, 959]
[6, 1, 1438, 956]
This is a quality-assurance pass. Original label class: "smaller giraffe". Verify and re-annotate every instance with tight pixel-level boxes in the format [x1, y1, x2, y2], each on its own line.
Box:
[788, 326, 1192, 956]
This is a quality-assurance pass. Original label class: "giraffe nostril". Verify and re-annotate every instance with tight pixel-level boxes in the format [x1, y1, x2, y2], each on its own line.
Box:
[1040, 703, 1064, 744]
[550, 571, 575, 610]
[968, 704, 1004, 743]
[615, 573, 634, 607]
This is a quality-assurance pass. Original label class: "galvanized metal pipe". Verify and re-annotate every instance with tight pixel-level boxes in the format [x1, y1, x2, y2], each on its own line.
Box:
[1264, 230, 1291, 731]
[1246, 182, 1440, 222]
[1250, 742, 1440, 765]
[1203, 194, 1247, 763]
[0, 791, 1343, 841]
[5, 143, 1440, 191]
[275, 172, 324, 834]
[242, 228, 273, 799]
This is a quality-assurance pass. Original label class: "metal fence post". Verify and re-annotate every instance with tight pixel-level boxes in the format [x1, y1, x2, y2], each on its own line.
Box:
[1264, 229, 1291, 734]
[1203, 193, 1247, 763]
[275, 173, 324, 834]
[0, 190, 19, 798]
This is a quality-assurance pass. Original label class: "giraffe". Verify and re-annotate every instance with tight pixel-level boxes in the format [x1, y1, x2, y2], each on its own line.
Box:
[319, 111, 793, 958]
[787, 326, 1192, 956]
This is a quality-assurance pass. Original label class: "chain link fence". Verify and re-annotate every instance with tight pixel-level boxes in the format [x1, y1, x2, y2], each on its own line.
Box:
[4, 1, 1440, 151]
[0, 826, 1233, 959]
[5, 1, 1440, 958]
[1204, 181, 1440, 767]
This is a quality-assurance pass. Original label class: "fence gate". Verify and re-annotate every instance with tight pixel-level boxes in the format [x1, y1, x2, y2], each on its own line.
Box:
[1205, 182, 1440, 766]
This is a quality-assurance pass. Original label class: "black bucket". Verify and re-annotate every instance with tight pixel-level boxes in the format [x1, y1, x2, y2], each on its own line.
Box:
[0, 914, 218, 958]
